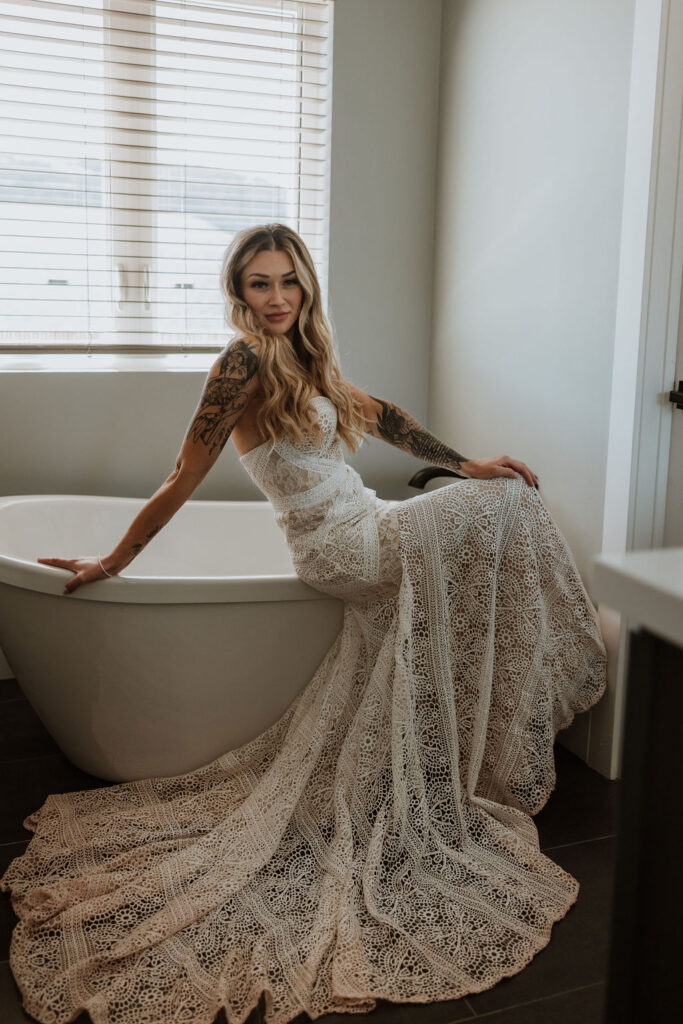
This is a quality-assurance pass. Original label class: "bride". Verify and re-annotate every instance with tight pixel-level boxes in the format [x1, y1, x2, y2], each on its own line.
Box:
[2, 223, 607, 1024]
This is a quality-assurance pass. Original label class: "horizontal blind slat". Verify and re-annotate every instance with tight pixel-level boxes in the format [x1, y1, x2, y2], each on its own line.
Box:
[0, 166, 328, 190]
[0, 345, 227, 353]
[1, 11, 329, 48]
[1, 101, 328, 137]
[1, 150, 327, 185]
[2, 0, 331, 35]
[0, 75, 328, 110]
[1, 37, 330, 76]
[9, 0, 330, 22]
[0, 50, 330, 95]
[0, 127, 328, 162]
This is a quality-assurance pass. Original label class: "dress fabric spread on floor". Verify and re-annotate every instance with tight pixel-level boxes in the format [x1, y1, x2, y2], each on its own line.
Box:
[1, 396, 607, 1024]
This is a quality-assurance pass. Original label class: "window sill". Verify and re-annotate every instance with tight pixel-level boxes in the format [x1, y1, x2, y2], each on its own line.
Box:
[0, 352, 216, 373]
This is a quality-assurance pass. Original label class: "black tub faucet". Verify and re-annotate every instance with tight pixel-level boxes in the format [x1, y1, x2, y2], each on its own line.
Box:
[408, 466, 468, 490]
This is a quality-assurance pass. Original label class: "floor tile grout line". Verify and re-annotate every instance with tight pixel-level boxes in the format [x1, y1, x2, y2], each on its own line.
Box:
[459, 979, 604, 1019]
[0, 839, 30, 849]
[0, 752, 70, 767]
[541, 833, 616, 852]
[0, 750, 61, 766]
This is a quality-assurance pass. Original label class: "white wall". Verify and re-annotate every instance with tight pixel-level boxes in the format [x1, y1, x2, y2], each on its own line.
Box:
[430, 0, 636, 772]
[327, 0, 444, 490]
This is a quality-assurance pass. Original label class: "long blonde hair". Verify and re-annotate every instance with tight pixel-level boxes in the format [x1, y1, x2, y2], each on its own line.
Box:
[220, 223, 366, 452]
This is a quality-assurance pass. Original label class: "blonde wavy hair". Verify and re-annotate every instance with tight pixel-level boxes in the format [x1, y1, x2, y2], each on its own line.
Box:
[220, 223, 367, 453]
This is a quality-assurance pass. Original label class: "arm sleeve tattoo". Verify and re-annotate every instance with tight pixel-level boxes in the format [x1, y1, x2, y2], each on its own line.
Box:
[368, 396, 470, 473]
[187, 339, 259, 457]
[130, 524, 162, 558]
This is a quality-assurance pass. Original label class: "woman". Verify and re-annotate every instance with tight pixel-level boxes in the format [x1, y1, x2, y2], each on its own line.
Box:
[2, 224, 606, 1024]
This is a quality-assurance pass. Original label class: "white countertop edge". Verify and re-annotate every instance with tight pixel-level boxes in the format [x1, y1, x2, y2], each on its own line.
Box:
[591, 548, 683, 649]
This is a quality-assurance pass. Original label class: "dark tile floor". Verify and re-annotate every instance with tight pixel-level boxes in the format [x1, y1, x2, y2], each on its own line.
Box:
[0, 677, 619, 1024]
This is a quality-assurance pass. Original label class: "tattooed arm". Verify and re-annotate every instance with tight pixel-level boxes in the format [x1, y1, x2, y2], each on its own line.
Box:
[368, 395, 470, 474]
[38, 336, 261, 593]
[346, 384, 538, 487]
[346, 386, 470, 474]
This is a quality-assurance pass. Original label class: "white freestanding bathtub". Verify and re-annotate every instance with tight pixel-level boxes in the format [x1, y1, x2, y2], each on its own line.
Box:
[0, 495, 344, 782]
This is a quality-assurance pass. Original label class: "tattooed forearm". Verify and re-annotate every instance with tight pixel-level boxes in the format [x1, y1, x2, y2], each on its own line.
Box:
[130, 524, 163, 558]
[187, 339, 259, 456]
[368, 396, 470, 472]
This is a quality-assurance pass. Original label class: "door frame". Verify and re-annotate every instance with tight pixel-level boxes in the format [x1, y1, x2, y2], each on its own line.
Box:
[591, 0, 683, 778]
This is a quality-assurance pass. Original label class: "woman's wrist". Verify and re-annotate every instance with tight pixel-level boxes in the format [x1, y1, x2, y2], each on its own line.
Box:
[99, 554, 123, 576]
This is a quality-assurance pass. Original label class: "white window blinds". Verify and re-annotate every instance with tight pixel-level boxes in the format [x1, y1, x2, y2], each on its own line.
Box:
[0, 0, 334, 353]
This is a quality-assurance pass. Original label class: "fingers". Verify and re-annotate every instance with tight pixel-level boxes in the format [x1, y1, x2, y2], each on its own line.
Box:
[38, 557, 80, 592]
[473, 456, 539, 488]
[500, 458, 537, 488]
[37, 557, 100, 595]
[518, 466, 536, 487]
[63, 575, 84, 596]
[37, 557, 77, 570]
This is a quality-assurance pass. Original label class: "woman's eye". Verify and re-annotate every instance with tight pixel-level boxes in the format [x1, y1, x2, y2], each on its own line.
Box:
[252, 279, 298, 288]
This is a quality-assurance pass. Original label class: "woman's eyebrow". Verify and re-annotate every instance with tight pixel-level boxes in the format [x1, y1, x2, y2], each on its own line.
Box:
[247, 271, 297, 279]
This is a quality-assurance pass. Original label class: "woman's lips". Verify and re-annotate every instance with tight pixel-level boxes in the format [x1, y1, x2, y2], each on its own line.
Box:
[266, 312, 288, 320]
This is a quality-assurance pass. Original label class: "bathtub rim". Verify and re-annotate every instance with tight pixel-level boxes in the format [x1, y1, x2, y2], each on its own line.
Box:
[0, 494, 326, 605]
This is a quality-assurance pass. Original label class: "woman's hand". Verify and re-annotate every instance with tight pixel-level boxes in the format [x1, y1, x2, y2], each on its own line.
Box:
[37, 556, 116, 595]
[460, 456, 539, 489]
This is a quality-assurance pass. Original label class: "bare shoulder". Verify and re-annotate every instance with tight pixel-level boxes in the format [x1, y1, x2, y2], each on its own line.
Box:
[344, 380, 368, 403]
[344, 380, 380, 414]
[342, 380, 382, 434]
[231, 331, 263, 355]
[211, 334, 262, 388]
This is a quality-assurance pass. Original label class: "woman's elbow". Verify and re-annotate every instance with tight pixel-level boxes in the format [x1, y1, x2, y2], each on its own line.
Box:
[168, 461, 208, 494]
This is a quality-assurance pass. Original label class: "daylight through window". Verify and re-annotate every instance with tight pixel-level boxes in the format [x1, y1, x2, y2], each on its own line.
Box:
[0, 0, 334, 352]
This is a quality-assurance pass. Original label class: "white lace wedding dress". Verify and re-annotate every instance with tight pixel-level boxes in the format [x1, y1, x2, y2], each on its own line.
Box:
[1, 396, 607, 1024]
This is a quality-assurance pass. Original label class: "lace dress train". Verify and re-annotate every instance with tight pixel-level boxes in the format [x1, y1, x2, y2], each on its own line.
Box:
[0, 397, 607, 1024]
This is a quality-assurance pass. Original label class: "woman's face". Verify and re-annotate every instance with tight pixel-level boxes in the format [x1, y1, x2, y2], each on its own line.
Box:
[240, 249, 304, 338]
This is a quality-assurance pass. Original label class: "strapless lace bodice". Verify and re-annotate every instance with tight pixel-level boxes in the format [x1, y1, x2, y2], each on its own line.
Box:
[239, 396, 373, 524]
[240, 396, 401, 601]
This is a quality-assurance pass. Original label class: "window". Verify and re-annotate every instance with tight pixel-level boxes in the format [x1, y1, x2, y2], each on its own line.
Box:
[0, 0, 334, 353]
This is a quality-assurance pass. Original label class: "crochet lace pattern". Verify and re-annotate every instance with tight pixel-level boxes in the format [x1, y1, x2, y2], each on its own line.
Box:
[1, 396, 607, 1024]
